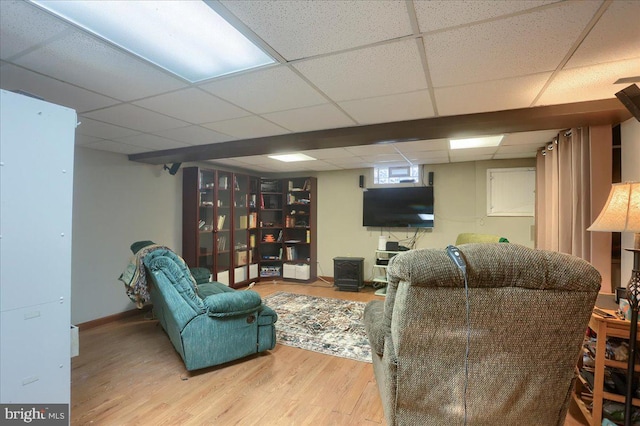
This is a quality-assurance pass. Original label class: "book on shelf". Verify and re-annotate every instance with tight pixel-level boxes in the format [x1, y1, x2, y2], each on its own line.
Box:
[250, 234, 256, 248]
[239, 215, 248, 229]
[285, 246, 297, 260]
[217, 235, 226, 251]
[285, 216, 296, 227]
[276, 230, 283, 242]
[217, 214, 226, 230]
[219, 175, 228, 189]
[248, 212, 258, 228]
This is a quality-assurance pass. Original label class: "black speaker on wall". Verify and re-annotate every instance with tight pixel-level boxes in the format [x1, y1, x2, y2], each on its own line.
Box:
[616, 84, 640, 122]
[428, 171, 434, 186]
[359, 175, 365, 188]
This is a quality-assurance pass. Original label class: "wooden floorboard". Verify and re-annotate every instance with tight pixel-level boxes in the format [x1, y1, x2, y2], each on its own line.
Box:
[71, 280, 589, 425]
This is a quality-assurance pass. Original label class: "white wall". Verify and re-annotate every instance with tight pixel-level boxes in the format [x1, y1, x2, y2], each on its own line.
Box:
[620, 118, 640, 287]
[71, 147, 181, 324]
[71, 150, 535, 322]
[316, 158, 536, 281]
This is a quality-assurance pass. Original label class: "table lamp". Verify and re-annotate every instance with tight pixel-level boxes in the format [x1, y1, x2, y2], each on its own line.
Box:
[588, 181, 640, 425]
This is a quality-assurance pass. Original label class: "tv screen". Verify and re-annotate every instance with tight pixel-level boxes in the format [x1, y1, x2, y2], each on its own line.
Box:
[363, 186, 434, 228]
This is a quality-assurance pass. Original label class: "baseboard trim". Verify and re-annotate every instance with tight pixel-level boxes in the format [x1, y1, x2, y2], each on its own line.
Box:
[77, 305, 152, 331]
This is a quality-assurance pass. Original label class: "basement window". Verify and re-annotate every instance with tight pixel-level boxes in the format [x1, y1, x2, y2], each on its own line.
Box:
[374, 165, 420, 185]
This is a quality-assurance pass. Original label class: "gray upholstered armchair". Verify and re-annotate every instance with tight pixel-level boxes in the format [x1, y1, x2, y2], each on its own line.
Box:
[363, 243, 601, 425]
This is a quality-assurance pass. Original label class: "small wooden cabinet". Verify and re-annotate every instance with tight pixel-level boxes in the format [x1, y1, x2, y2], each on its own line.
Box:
[574, 302, 640, 425]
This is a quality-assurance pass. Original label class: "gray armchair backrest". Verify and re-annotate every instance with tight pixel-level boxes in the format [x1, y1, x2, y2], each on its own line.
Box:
[383, 243, 600, 425]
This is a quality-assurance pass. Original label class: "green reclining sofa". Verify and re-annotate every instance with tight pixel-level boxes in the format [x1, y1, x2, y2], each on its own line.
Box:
[141, 247, 277, 371]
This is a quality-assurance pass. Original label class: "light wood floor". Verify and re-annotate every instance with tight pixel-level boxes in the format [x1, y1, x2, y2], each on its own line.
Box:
[71, 280, 589, 425]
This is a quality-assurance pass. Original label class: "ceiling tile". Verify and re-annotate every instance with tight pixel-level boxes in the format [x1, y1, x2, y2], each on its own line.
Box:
[345, 144, 397, 156]
[536, 58, 640, 106]
[13, 31, 187, 101]
[394, 139, 449, 152]
[83, 140, 150, 155]
[358, 154, 406, 164]
[202, 116, 290, 139]
[339, 90, 435, 125]
[200, 66, 327, 114]
[133, 88, 250, 124]
[495, 143, 545, 154]
[0, 64, 119, 113]
[434, 72, 552, 115]
[299, 148, 353, 160]
[494, 152, 538, 159]
[566, 1, 640, 69]
[221, 0, 412, 60]
[262, 103, 355, 132]
[424, 1, 601, 87]
[449, 147, 499, 157]
[0, 1, 70, 59]
[84, 104, 189, 133]
[405, 150, 450, 162]
[450, 154, 494, 163]
[154, 125, 235, 146]
[294, 39, 428, 102]
[75, 134, 103, 146]
[322, 156, 367, 166]
[502, 130, 559, 146]
[112, 133, 190, 151]
[414, 0, 558, 32]
[76, 117, 140, 140]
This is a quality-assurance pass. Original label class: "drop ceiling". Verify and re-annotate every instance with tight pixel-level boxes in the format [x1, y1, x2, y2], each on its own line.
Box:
[1, 0, 638, 173]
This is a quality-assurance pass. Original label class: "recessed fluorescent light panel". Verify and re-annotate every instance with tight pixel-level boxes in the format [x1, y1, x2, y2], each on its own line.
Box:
[268, 153, 316, 162]
[449, 135, 504, 150]
[30, 0, 275, 82]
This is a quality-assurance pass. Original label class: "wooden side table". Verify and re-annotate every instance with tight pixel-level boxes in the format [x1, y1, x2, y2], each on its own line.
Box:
[574, 305, 640, 425]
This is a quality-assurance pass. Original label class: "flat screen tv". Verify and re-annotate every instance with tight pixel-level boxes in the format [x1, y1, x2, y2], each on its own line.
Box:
[363, 186, 434, 228]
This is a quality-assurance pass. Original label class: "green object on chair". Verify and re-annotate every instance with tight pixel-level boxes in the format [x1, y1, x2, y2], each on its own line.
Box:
[455, 233, 509, 245]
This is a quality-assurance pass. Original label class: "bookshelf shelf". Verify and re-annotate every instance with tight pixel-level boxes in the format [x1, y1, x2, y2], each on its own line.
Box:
[182, 167, 259, 288]
[258, 177, 317, 282]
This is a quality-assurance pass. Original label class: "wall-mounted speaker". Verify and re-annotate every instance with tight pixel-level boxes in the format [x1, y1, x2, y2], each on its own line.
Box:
[164, 162, 182, 176]
[428, 171, 434, 186]
[616, 84, 640, 122]
[359, 175, 365, 188]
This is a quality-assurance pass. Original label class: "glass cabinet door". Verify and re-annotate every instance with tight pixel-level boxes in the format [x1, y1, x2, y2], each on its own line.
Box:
[215, 171, 232, 285]
[198, 170, 215, 271]
[233, 174, 250, 285]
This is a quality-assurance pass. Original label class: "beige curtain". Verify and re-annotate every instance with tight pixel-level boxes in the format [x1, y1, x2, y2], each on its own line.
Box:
[535, 128, 591, 260]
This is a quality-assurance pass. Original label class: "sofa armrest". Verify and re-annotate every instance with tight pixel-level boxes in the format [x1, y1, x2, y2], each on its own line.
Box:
[204, 290, 262, 318]
[257, 305, 278, 325]
[363, 300, 387, 356]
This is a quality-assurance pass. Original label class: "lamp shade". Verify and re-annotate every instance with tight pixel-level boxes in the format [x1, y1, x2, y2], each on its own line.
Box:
[588, 182, 640, 232]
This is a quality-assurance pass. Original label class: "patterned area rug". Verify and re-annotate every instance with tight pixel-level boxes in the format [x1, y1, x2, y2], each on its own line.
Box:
[263, 292, 372, 363]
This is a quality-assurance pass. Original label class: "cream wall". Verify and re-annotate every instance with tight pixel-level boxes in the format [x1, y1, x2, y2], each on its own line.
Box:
[316, 158, 536, 281]
[71, 147, 182, 324]
[620, 118, 640, 288]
